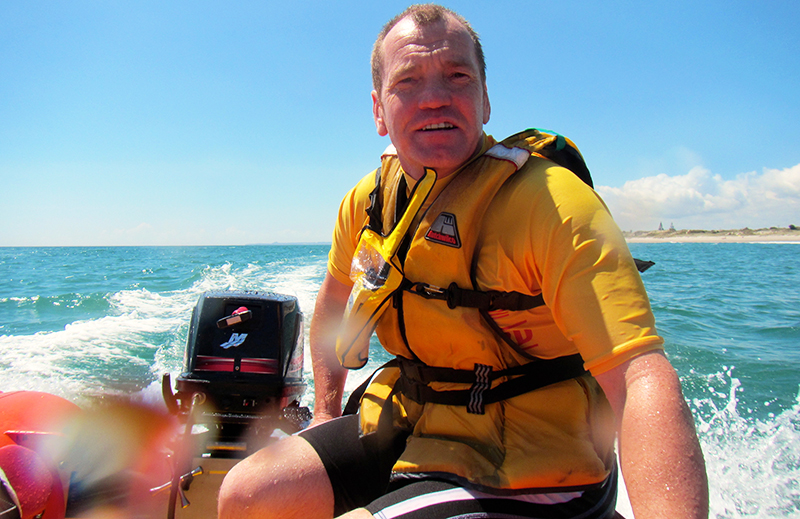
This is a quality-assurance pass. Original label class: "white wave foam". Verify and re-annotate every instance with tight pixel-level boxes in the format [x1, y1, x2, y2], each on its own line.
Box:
[573, 368, 800, 518]
[693, 369, 800, 517]
[6, 254, 799, 518]
[1, 287, 190, 400]
[2, 258, 330, 400]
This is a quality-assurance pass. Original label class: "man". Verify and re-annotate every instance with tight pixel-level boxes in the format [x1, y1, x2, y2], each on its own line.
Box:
[218, 5, 708, 518]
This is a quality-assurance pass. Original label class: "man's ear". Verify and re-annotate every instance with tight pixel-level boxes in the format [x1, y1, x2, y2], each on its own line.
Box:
[482, 84, 491, 125]
[372, 90, 388, 136]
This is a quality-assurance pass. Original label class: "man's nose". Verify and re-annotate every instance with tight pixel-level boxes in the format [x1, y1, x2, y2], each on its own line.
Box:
[417, 77, 452, 109]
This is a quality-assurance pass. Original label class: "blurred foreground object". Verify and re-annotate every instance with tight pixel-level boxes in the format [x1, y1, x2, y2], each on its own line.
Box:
[1, 291, 310, 519]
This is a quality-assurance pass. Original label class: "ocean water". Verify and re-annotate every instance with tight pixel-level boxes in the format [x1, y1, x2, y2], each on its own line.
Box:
[1, 243, 798, 517]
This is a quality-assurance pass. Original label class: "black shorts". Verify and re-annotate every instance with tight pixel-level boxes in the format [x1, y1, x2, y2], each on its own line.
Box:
[298, 414, 618, 519]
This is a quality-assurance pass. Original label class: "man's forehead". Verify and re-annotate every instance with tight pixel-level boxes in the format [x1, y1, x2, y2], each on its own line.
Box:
[383, 15, 477, 68]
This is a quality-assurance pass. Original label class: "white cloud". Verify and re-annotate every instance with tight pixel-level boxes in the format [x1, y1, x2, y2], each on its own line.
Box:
[127, 222, 154, 235]
[597, 164, 800, 231]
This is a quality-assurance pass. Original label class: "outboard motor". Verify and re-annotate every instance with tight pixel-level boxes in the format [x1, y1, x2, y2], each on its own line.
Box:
[164, 291, 310, 445]
[159, 291, 311, 518]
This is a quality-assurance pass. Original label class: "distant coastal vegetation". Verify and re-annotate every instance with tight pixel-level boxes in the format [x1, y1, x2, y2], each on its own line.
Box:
[623, 226, 800, 243]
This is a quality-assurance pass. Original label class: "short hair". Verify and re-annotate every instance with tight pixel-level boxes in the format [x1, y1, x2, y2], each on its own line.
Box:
[371, 4, 486, 93]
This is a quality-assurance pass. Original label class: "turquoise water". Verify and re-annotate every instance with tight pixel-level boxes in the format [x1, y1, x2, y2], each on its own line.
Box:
[1, 243, 799, 517]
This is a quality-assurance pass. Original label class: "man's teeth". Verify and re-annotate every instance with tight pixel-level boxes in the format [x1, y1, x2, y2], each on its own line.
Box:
[422, 123, 454, 130]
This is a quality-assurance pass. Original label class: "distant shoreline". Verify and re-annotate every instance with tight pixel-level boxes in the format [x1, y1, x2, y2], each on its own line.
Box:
[623, 227, 800, 243]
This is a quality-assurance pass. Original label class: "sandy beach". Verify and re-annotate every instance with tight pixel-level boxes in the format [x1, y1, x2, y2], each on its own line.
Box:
[623, 227, 800, 243]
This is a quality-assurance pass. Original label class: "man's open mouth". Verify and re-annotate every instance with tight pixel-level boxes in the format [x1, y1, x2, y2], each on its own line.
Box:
[421, 122, 455, 131]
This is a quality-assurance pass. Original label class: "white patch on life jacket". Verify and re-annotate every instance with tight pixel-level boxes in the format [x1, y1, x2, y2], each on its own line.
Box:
[485, 144, 530, 170]
[381, 144, 398, 158]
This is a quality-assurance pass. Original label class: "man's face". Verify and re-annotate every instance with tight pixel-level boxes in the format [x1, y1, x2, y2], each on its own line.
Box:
[372, 15, 490, 179]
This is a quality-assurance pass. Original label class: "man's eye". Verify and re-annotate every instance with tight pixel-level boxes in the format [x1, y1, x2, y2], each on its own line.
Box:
[392, 77, 417, 90]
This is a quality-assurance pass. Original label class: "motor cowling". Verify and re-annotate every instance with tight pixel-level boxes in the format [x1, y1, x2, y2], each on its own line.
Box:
[165, 291, 309, 444]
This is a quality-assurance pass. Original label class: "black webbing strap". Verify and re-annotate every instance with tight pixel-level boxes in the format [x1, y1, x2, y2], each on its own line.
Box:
[343, 354, 587, 417]
[405, 261, 654, 311]
[395, 355, 553, 384]
[393, 354, 587, 415]
[342, 359, 398, 416]
[406, 281, 545, 311]
[365, 167, 383, 232]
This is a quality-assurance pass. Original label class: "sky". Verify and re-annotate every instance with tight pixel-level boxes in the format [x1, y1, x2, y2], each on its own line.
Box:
[2, 0, 799, 246]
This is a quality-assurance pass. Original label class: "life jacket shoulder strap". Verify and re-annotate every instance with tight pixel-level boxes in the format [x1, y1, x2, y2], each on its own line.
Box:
[365, 167, 383, 232]
[365, 165, 410, 236]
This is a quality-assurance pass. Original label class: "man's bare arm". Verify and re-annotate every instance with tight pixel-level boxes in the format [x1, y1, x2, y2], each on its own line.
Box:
[217, 273, 351, 519]
[309, 272, 352, 423]
[595, 350, 709, 518]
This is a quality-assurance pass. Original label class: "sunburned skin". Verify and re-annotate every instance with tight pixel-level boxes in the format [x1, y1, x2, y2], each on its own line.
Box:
[372, 15, 490, 180]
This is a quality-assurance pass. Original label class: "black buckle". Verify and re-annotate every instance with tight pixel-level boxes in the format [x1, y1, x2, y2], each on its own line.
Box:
[408, 282, 447, 301]
[445, 282, 460, 309]
[397, 358, 427, 383]
[394, 375, 426, 404]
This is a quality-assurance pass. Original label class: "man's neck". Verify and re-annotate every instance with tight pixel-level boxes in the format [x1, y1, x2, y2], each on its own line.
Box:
[403, 134, 490, 180]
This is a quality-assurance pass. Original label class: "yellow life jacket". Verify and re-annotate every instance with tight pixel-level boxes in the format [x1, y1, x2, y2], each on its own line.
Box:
[350, 130, 616, 492]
